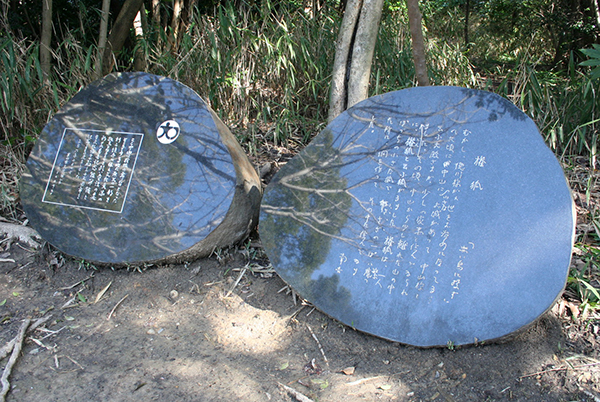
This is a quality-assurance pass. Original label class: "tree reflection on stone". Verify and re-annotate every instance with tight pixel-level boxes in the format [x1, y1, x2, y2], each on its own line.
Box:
[260, 86, 575, 347]
[261, 129, 354, 313]
[21, 73, 258, 264]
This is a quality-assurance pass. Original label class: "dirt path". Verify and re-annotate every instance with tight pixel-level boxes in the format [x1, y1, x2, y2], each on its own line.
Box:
[0, 239, 598, 402]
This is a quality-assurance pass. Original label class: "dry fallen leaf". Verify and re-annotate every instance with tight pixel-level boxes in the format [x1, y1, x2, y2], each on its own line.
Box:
[342, 366, 355, 375]
[310, 378, 329, 390]
[94, 281, 112, 304]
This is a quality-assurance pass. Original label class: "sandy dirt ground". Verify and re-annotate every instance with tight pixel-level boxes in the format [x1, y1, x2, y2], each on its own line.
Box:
[0, 236, 599, 402]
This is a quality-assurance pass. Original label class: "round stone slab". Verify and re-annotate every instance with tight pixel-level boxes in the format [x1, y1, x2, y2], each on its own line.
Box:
[259, 86, 575, 347]
[21, 72, 240, 264]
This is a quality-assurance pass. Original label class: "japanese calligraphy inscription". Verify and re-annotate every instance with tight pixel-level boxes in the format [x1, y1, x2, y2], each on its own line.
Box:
[260, 87, 575, 347]
[42, 129, 142, 213]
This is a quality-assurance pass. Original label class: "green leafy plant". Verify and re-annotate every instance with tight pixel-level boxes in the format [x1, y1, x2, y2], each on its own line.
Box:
[77, 259, 97, 271]
[76, 292, 87, 303]
[580, 44, 600, 80]
[568, 242, 600, 312]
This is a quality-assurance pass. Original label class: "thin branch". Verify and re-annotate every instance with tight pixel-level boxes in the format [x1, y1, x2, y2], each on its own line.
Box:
[306, 324, 329, 367]
[225, 267, 247, 297]
[0, 319, 31, 402]
[58, 274, 95, 290]
[519, 362, 600, 379]
[278, 382, 315, 402]
[107, 294, 129, 320]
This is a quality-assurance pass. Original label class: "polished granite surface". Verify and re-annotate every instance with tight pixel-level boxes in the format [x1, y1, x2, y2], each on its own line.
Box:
[21, 72, 236, 263]
[260, 87, 575, 347]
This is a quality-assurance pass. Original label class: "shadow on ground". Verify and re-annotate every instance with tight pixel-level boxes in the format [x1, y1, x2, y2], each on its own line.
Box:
[0, 241, 598, 402]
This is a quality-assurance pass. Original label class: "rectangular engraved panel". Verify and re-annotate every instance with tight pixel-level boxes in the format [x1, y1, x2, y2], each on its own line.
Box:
[343, 119, 482, 303]
[42, 128, 144, 213]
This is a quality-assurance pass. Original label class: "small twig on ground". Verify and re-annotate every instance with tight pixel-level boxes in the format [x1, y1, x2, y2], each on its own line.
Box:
[390, 370, 411, 377]
[0, 258, 15, 263]
[345, 375, 386, 386]
[203, 280, 225, 287]
[0, 319, 31, 401]
[306, 324, 328, 367]
[61, 284, 86, 309]
[29, 337, 53, 351]
[0, 339, 16, 363]
[58, 274, 95, 290]
[277, 284, 299, 305]
[188, 280, 200, 294]
[278, 382, 315, 402]
[61, 355, 84, 370]
[582, 389, 600, 402]
[107, 294, 129, 320]
[519, 362, 600, 379]
[28, 314, 53, 332]
[38, 325, 66, 341]
[61, 296, 77, 309]
[18, 261, 33, 270]
[0, 327, 24, 362]
[94, 281, 112, 304]
[289, 306, 306, 320]
[519, 367, 566, 379]
[225, 267, 247, 297]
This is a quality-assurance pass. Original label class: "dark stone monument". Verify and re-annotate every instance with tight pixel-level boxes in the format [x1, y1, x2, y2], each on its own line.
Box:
[20, 72, 261, 265]
[259, 87, 575, 347]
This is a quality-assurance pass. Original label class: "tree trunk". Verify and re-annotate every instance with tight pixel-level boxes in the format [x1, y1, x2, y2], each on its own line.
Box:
[328, 0, 362, 122]
[172, 0, 198, 50]
[595, 0, 600, 41]
[152, 0, 161, 27]
[183, 0, 198, 29]
[140, 2, 149, 35]
[101, 0, 145, 75]
[346, 0, 384, 108]
[168, 0, 184, 51]
[96, 0, 111, 78]
[40, 0, 52, 81]
[406, 0, 429, 86]
[133, 6, 147, 71]
[463, 0, 470, 50]
[328, 0, 384, 121]
[151, 0, 162, 48]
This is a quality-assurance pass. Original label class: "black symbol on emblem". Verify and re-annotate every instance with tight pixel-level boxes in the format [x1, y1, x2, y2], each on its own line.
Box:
[157, 120, 180, 144]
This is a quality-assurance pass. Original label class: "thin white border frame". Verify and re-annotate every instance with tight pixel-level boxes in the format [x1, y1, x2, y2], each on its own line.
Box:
[41, 128, 144, 214]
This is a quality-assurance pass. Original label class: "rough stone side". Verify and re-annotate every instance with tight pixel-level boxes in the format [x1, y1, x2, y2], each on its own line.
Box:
[154, 109, 262, 265]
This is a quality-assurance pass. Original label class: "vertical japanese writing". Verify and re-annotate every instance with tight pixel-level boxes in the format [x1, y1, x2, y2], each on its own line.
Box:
[43, 128, 143, 213]
[346, 118, 484, 303]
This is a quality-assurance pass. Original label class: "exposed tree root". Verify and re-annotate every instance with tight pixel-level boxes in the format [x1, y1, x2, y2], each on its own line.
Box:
[0, 315, 52, 402]
[0, 222, 42, 249]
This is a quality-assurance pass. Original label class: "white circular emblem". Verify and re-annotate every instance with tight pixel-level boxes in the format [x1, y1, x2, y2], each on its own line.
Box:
[156, 120, 180, 144]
